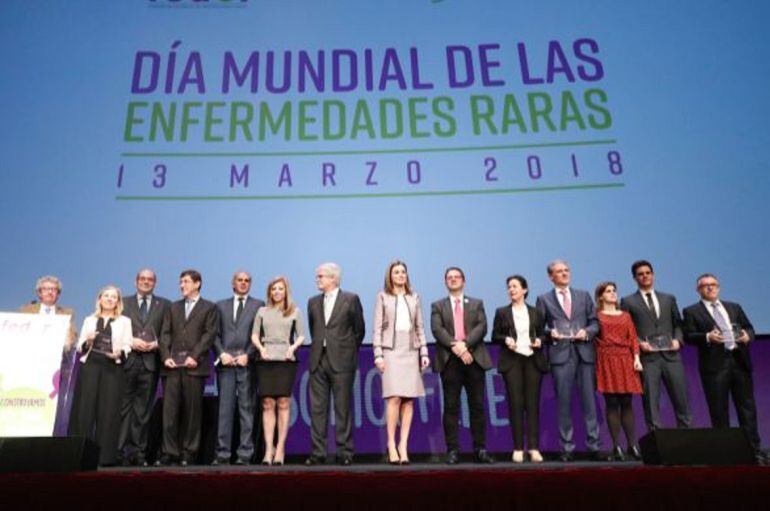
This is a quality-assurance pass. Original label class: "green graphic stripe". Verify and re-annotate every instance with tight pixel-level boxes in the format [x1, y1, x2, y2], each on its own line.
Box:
[115, 182, 624, 202]
[120, 139, 617, 158]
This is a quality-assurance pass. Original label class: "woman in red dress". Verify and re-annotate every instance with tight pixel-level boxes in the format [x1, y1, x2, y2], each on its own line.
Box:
[594, 281, 643, 461]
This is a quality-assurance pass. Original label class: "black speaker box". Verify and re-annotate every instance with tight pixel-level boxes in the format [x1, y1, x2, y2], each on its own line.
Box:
[0, 436, 99, 473]
[639, 428, 756, 466]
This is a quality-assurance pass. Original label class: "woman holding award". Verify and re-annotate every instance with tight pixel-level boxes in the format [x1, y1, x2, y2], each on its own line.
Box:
[492, 275, 548, 463]
[251, 276, 305, 465]
[594, 281, 643, 461]
[68, 285, 133, 466]
[372, 260, 430, 465]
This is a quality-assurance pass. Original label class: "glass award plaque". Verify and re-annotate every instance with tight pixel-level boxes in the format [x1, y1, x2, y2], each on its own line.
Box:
[553, 320, 576, 339]
[646, 333, 673, 351]
[92, 332, 113, 355]
[137, 329, 157, 343]
[731, 323, 744, 342]
[226, 348, 245, 358]
[172, 350, 189, 366]
[264, 339, 289, 361]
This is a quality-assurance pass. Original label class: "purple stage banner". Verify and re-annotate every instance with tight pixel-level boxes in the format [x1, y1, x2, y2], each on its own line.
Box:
[54, 341, 770, 454]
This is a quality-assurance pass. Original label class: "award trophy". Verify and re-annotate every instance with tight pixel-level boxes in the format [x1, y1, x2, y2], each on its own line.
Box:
[172, 350, 189, 366]
[92, 332, 113, 355]
[646, 333, 673, 351]
[137, 328, 157, 343]
[553, 320, 576, 340]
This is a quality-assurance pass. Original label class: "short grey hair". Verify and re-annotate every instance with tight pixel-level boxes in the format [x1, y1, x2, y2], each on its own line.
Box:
[36, 275, 62, 293]
[547, 259, 569, 276]
[316, 262, 341, 286]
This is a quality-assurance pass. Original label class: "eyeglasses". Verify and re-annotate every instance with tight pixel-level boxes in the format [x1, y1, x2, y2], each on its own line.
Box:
[235, 278, 251, 282]
[699, 283, 719, 289]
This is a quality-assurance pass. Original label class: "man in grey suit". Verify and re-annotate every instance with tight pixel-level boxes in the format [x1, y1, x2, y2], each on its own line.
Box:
[431, 266, 494, 464]
[212, 271, 264, 465]
[118, 268, 170, 466]
[535, 260, 602, 462]
[305, 262, 365, 466]
[156, 269, 219, 466]
[621, 260, 691, 431]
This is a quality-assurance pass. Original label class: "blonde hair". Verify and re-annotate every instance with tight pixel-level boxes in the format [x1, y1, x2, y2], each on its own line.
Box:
[93, 285, 124, 318]
[266, 276, 296, 317]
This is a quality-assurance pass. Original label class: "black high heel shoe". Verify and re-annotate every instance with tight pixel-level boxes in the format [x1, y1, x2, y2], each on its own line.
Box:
[387, 445, 400, 465]
[628, 445, 642, 461]
[611, 446, 626, 462]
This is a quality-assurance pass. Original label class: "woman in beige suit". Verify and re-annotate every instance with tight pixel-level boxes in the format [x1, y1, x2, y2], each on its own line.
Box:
[373, 260, 431, 464]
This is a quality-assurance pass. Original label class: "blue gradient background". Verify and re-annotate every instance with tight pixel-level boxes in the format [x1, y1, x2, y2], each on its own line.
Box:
[1, 0, 768, 335]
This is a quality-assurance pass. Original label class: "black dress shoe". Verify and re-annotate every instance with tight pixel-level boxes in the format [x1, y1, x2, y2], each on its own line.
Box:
[234, 457, 250, 466]
[628, 445, 642, 461]
[211, 457, 229, 466]
[337, 456, 353, 466]
[589, 450, 611, 462]
[474, 449, 495, 464]
[305, 456, 323, 466]
[134, 456, 148, 468]
[559, 451, 574, 462]
[611, 446, 626, 462]
[445, 450, 460, 465]
[153, 455, 175, 467]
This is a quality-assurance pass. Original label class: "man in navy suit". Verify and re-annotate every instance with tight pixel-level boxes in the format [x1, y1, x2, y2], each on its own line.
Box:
[212, 271, 264, 465]
[536, 260, 602, 461]
[682, 273, 765, 464]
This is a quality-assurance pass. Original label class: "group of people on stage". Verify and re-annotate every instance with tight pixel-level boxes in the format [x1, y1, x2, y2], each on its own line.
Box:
[24, 257, 765, 467]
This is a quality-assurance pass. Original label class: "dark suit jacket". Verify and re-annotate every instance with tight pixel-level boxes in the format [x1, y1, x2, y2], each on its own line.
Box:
[123, 294, 171, 372]
[535, 288, 599, 365]
[621, 290, 683, 362]
[682, 300, 754, 373]
[307, 290, 365, 373]
[159, 297, 219, 377]
[492, 303, 548, 373]
[430, 296, 491, 372]
[214, 296, 264, 361]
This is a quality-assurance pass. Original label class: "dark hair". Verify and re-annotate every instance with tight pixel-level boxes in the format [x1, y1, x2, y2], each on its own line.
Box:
[631, 260, 654, 277]
[505, 275, 529, 299]
[180, 269, 202, 289]
[384, 260, 412, 296]
[594, 281, 617, 310]
[444, 266, 465, 281]
[696, 273, 718, 286]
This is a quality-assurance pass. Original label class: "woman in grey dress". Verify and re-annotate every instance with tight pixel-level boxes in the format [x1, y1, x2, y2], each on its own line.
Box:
[251, 276, 305, 465]
[373, 260, 431, 464]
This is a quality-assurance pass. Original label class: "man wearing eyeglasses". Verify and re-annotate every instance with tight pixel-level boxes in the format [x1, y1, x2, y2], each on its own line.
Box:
[682, 273, 765, 464]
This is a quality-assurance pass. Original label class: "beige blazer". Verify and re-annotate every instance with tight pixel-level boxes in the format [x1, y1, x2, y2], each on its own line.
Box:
[77, 315, 133, 364]
[372, 291, 428, 359]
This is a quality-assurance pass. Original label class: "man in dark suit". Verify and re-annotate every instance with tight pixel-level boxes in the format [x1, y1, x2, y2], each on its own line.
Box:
[212, 271, 264, 465]
[431, 266, 494, 464]
[535, 259, 602, 462]
[682, 273, 765, 464]
[155, 269, 219, 466]
[305, 262, 365, 466]
[621, 260, 691, 431]
[118, 268, 170, 466]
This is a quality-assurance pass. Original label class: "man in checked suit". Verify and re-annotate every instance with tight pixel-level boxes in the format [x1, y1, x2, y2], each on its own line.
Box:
[305, 262, 365, 466]
[118, 268, 170, 466]
[156, 269, 218, 466]
[620, 260, 691, 431]
[431, 266, 494, 464]
[212, 271, 264, 465]
[683, 273, 766, 464]
[535, 259, 602, 462]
